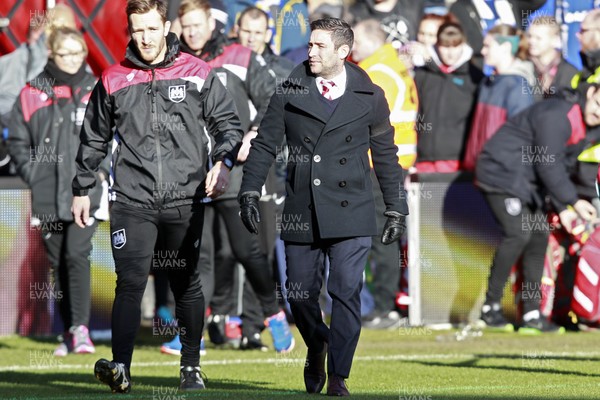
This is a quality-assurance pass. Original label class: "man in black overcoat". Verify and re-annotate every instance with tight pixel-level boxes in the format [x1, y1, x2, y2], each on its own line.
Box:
[238, 17, 408, 396]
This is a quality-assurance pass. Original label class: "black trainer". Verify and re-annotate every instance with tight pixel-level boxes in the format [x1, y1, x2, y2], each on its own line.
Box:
[94, 358, 131, 393]
[179, 366, 206, 390]
[240, 333, 268, 352]
[207, 314, 226, 345]
[519, 318, 566, 335]
[479, 307, 514, 332]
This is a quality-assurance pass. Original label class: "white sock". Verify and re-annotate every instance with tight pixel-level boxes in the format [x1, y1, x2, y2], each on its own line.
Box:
[523, 310, 540, 322]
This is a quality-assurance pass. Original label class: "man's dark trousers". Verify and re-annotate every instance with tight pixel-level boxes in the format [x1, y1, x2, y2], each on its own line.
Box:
[109, 201, 205, 369]
[285, 236, 371, 378]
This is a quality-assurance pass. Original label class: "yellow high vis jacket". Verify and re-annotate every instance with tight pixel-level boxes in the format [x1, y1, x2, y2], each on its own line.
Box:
[359, 43, 418, 169]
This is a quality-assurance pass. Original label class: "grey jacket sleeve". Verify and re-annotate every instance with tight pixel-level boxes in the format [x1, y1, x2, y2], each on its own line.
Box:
[0, 37, 47, 117]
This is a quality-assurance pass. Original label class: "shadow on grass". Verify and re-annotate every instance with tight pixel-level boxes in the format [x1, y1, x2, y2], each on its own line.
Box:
[476, 352, 600, 362]
[407, 353, 600, 378]
[0, 371, 404, 399]
[0, 370, 598, 400]
[0, 341, 12, 349]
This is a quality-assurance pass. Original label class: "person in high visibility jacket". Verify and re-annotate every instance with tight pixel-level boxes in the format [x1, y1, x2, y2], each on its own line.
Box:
[570, 9, 600, 206]
[571, 9, 600, 89]
[353, 19, 418, 170]
[351, 18, 417, 329]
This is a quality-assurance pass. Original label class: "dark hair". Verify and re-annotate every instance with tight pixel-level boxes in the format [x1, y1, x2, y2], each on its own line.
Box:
[420, 13, 456, 27]
[437, 22, 465, 47]
[488, 24, 528, 60]
[127, 0, 167, 24]
[238, 6, 269, 27]
[310, 17, 353, 50]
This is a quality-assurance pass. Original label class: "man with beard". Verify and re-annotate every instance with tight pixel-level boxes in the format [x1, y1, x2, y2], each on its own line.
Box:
[173, 0, 295, 355]
[71, 0, 243, 392]
[572, 9, 600, 87]
[239, 17, 408, 396]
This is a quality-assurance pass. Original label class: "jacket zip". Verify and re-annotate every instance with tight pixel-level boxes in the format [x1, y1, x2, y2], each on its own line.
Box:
[150, 68, 163, 209]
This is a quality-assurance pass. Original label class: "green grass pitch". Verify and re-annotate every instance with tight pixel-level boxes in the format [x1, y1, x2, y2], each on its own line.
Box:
[0, 326, 599, 399]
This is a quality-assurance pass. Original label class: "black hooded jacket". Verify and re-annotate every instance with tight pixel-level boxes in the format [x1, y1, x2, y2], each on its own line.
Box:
[72, 33, 243, 209]
[476, 89, 592, 211]
[415, 46, 483, 162]
[8, 62, 105, 221]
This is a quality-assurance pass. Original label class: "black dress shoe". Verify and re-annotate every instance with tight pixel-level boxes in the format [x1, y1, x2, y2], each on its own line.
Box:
[304, 343, 327, 393]
[327, 373, 350, 396]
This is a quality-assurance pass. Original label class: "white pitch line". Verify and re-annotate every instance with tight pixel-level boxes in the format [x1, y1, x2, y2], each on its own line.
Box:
[1, 351, 600, 373]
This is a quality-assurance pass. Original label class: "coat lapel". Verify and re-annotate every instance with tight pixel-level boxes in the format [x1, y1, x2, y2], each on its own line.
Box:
[287, 82, 331, 124]
[322, 90, 370, 134]
[285, 62, 374, 134]
[322, 64, 372, 134]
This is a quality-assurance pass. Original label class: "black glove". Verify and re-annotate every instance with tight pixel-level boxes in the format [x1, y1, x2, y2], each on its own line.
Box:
[239, 191, 261, 234]
[381, 211, 406, 245]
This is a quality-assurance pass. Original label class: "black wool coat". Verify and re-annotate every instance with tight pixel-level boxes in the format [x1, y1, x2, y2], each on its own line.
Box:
[240, 61, 408, 243]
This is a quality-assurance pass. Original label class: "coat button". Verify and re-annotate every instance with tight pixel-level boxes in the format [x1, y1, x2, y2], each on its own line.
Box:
[339, 181, 346, 187]
[341, 200, 348, 207]
[346, 135, 352, 142]
[313, 178, 321, 186]
[45, 138, 50, 143]
[339, 158, 346, 165]
[304, 137, 311, 143]
[313, 155, 321, 162]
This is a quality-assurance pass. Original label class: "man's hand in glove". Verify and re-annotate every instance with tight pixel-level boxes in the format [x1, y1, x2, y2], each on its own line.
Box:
[239, 191, 261, 234]
[381, 211, 406, 245]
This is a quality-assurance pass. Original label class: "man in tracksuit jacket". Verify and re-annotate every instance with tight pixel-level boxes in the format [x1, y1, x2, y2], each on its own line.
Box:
[475, 85, 600, 334]
[71, 0, 242, 393]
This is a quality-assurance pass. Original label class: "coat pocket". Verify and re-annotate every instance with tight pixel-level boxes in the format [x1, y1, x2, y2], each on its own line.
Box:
[286, 164, 296, 195]
[350, 155, 367, 191]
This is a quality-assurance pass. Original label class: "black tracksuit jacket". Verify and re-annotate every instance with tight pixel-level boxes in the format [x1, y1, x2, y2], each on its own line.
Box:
[72, 33, 243, 208]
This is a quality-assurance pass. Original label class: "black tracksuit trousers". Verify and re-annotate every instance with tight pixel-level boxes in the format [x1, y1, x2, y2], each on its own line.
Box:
[42, 220, 98, 329]
[109, 201, 205, 369]
[484, 193, 548, 315]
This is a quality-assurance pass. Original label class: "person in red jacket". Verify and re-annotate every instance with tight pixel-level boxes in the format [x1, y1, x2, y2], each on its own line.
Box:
[463, 24, 535, 171]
